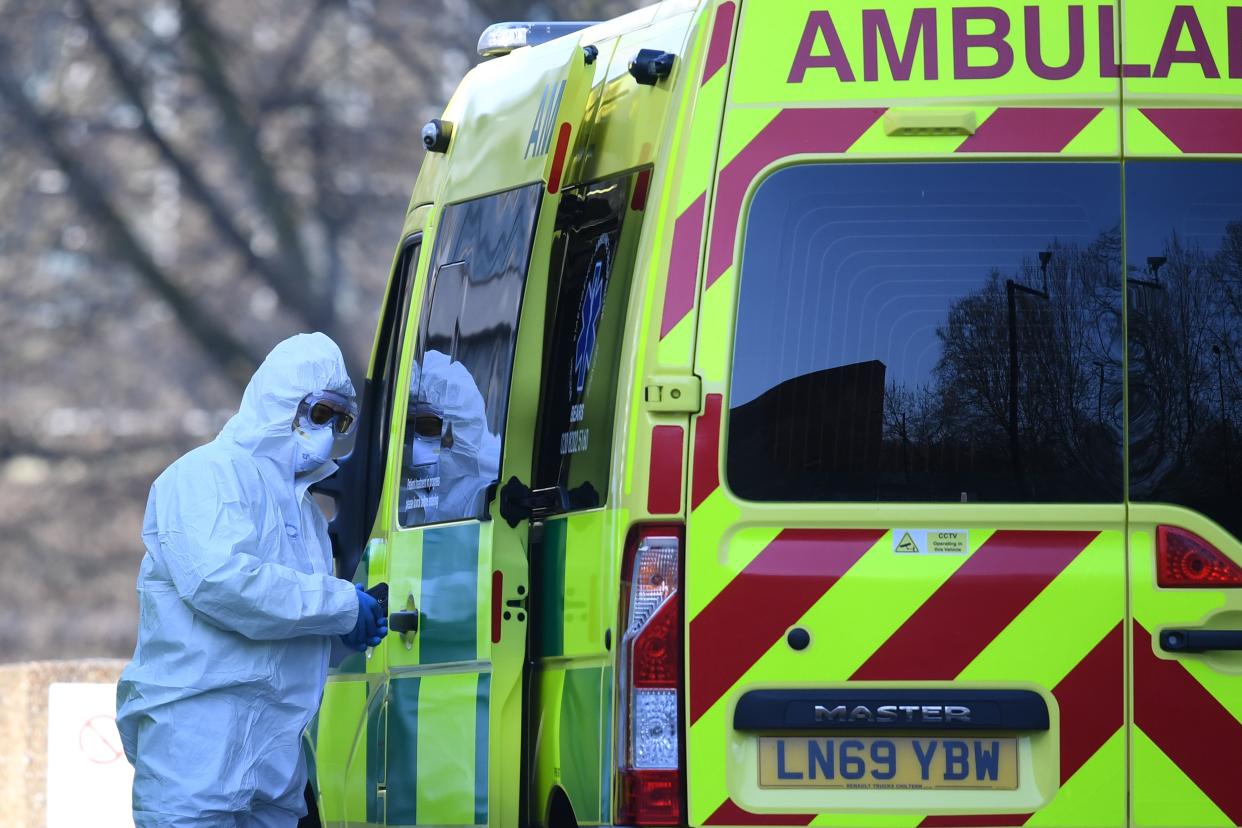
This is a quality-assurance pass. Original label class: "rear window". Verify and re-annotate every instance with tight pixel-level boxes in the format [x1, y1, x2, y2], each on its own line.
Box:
[1127, 161, 1242, 538]
[728, 162, 1124, 504]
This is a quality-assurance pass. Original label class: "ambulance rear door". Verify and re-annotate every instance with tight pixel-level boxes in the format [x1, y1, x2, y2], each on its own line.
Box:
[1119, 2, 1242, 825]
[685, 1, 1128, 825]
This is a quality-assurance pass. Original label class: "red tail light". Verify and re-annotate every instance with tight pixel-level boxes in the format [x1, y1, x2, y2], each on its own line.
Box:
[619, 769, 682, 825]
[617, 525, 685, 826]
[1157, 525, 1242, 588]
[632, 597, 679, 688]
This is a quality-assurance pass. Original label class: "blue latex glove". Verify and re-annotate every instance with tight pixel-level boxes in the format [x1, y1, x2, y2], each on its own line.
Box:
[341, 585, 388, 651]
[360, 585, 389, 645]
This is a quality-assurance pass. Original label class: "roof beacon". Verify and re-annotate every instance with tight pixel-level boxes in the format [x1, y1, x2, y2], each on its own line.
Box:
[477, 21, 598, 58]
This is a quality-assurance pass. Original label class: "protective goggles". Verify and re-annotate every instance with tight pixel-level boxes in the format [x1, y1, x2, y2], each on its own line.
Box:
[408, 401, 444, 440]
[295, 390, 359, 436]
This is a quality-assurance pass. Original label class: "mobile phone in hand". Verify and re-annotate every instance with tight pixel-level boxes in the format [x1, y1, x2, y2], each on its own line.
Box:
[366, 582, 389, 617]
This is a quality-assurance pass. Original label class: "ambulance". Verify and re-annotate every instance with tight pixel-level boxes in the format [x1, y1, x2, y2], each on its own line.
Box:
[305, 0, 1242, 826]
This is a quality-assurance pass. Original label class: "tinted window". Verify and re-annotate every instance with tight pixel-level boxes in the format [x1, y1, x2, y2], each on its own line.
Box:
[380, 241, 420, 467]
[531, 172, 644, 508]
[1128, 162, 1242, 539]
[399, 185, 541, 527]
[729, 163, 1123, 503]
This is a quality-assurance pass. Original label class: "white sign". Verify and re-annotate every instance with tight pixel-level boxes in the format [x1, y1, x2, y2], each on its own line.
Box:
[47, 683, 134, 828]
[893, 529, 971, 555]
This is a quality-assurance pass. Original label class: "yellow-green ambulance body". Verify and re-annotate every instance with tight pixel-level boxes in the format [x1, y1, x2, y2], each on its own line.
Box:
[306, 2, 1242, 827]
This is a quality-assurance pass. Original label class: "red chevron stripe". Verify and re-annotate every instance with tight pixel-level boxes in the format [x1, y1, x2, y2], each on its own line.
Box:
[705, 798, 813, 826]
[660, 194, 706, 338]
[702, 622, 1124, 828]
[853, 531, 1098, 681]
[1142, 108, 1242, 154]
[689, 528, 884, 723]
[956, 107, 1100, 153]
[701, 2, 735, 85]
[648, 426, 684, 515]
[691, 394, 723, 510]
[705, 108, 885, 288]
[1053, 621, 1124, 784]
[701, 565, 1120, 828]
[1134, 620, 1242, 824]
[916, 623, 1123, 828]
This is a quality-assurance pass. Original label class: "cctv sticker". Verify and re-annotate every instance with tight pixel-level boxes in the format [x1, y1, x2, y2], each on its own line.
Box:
[893, 529, 969, 555]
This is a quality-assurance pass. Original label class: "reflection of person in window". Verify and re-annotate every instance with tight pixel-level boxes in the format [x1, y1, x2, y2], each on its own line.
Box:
[405, 350, 501, 524]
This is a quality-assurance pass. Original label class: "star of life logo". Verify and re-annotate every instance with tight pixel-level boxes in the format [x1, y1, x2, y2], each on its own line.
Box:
[574, 236, 610, 394]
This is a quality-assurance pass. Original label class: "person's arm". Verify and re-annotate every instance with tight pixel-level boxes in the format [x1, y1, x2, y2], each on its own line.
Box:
[154, 459, 358, 641]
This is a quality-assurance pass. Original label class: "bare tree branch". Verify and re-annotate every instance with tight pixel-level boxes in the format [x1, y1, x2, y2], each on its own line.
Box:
[261, 0, 336, 101]
[0, 40, 259, 389]
[75, 0, 332, 333]
[309, 98, 347, 319]
[257, 88, 320, 115]
[369, 23, 441, 85]
[178, 0, 333, 329]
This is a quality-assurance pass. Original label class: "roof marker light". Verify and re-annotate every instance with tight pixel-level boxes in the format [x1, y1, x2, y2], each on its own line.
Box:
[476, 21, 599, 58]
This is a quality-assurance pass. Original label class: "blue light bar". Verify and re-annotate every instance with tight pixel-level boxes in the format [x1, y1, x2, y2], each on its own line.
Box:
[477, 21, 599, 58]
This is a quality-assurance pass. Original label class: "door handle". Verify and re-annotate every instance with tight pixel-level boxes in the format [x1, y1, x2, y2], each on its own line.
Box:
[390, 610, 419, 635]
[390, 590, 420, 648]
[498, 477, 599, 527]
[1160, 629, 1242, 653]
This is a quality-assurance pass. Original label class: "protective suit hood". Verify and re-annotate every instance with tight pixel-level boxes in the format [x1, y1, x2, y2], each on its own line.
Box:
[407, 350, 502, 522]
[410, 349, 499, 477]
[219, 332, 356, 471]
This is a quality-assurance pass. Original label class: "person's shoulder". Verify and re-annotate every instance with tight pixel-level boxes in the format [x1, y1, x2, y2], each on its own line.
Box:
[157, 441, 263, 493]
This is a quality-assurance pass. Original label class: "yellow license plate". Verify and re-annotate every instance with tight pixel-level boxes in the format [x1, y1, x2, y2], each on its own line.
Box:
[758, 736, 1018, 790]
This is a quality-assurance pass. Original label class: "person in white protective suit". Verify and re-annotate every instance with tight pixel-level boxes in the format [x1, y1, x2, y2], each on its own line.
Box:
[115, 333, 387, 827]
[402, 349, 502, 525]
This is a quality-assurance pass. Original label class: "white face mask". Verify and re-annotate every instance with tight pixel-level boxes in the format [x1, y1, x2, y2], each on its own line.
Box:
[408, 438, 441, 487]
[293, 424, 335, 474]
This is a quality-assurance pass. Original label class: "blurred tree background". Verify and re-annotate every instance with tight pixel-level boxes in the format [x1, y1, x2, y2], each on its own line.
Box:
[0, 0, 646, 661]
